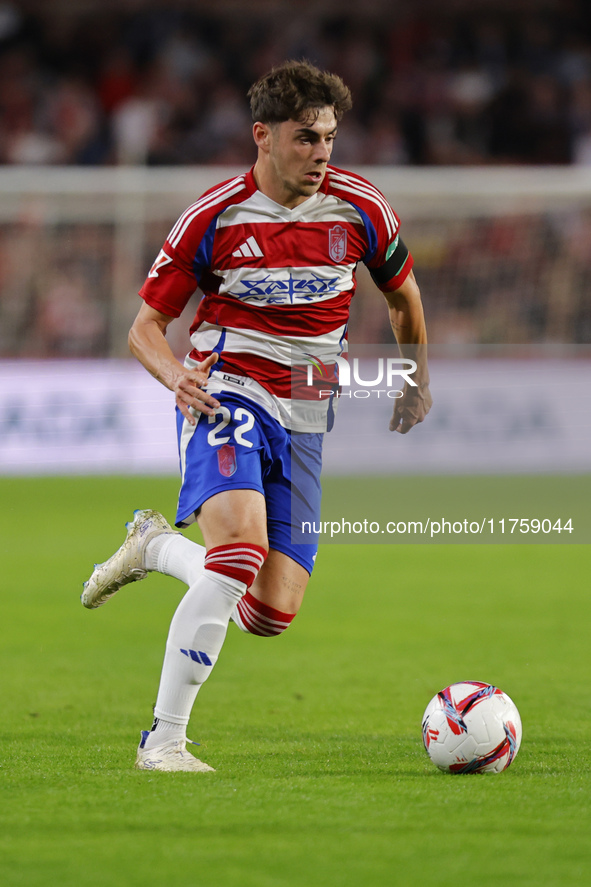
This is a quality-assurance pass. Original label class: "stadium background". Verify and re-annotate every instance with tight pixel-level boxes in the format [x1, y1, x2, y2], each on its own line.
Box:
[1, 0, 591, 361]
[1, 2, 590, 887]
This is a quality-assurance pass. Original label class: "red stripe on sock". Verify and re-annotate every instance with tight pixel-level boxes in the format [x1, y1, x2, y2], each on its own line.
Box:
[204, 543, 267, 589]
[235, 590, 295, 637]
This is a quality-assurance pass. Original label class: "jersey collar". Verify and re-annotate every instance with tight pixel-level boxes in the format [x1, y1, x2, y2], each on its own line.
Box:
[245, 164, 331, 213]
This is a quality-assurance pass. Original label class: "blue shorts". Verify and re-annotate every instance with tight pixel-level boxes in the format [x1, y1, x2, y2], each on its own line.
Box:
[175, 393, 322, 574]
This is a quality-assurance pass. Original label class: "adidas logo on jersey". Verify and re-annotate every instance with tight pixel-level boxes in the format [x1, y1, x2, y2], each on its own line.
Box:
[232, 236, 263, 258]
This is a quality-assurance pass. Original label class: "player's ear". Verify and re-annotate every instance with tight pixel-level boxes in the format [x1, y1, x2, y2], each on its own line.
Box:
[253, 121, 272, 152]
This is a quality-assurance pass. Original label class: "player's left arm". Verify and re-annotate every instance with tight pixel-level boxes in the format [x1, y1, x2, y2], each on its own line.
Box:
[383, 269, 432, 434]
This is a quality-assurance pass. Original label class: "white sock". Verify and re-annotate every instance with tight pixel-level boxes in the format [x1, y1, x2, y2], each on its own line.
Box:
[145, 717, 185, 746]
[146, 534, 246, 631]
[149, 570, 245, 730]
[146, 533, 205, 585]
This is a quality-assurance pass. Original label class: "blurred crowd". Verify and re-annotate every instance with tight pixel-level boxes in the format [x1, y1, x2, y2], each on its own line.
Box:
[1, 0, 591, 167]
[2, 0, 591, 358]
[3, 200, 590, 358]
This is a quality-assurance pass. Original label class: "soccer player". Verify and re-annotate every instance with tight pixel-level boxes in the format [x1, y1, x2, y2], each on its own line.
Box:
[82, 60, 432, 772]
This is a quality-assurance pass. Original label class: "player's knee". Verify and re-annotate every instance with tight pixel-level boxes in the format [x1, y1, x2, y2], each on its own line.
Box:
[232, 590, 296, 637]
[204, 542, 267, 590]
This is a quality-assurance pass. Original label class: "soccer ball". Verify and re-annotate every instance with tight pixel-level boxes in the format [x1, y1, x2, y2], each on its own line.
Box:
[421, 681, 522, 774]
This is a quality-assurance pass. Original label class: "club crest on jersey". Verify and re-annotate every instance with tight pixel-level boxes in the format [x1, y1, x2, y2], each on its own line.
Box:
[148, 249, 173, 278]
[328, 225, 347, 263]
[217, 444, 237, 477]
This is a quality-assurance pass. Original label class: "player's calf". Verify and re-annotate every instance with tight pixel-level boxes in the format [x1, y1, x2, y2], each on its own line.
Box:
[139, 541, 269, 769]
[232, 590, 296, 637]
[204, 542, 268, 589]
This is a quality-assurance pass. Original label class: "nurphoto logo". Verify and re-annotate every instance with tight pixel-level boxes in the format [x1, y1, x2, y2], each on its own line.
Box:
[304, 354, 417, 399]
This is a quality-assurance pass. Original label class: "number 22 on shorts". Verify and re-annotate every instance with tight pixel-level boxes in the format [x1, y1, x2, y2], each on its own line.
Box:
[207, 406, 255, 448]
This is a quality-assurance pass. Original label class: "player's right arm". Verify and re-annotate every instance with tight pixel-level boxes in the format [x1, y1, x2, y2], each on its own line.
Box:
[131, 185, 236, 423]
[129, 302, 220, 424]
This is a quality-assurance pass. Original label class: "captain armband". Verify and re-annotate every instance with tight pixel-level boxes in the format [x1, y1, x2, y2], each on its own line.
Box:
[370, 236, 414, 291]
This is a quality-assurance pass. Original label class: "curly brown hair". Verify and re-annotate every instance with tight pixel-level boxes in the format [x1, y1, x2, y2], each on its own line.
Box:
[248, 59, 352, 124]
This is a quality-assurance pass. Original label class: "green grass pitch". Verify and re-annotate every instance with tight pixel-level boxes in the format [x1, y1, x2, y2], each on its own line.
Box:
[1, 476, 590, 887]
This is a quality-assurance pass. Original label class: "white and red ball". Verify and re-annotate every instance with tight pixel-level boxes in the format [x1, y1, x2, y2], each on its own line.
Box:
[422, 681, 522, 774]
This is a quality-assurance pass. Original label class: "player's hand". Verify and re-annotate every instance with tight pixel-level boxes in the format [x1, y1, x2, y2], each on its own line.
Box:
[174, 352, 220, 424]
[389, 382, 432, 434]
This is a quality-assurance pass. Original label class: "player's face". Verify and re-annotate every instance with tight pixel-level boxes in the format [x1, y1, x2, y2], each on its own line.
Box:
[255, 106, 338, 208]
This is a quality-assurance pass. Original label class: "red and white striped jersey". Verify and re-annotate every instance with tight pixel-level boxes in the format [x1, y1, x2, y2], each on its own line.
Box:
[140, 165, 413, 431]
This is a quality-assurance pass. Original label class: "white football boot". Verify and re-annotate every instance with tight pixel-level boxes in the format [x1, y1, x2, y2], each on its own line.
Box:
[81, 509, 179, 609]
[135, 731, 215, 772]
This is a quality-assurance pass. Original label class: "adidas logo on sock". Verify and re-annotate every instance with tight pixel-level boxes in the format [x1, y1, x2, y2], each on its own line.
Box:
[180, 649, 213, 665]
[232, 236, 263, 258]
